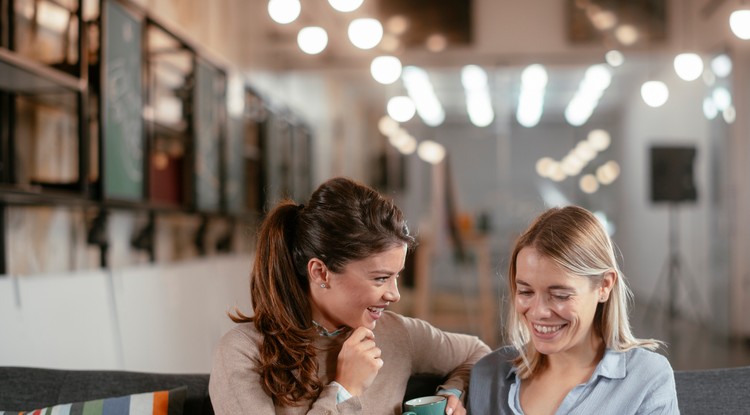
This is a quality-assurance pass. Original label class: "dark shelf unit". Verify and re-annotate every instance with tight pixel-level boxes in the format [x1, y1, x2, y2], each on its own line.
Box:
[0, 0, 311, 275]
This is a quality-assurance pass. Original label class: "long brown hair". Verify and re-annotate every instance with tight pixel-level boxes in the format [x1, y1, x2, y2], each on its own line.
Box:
[232, 177, 415, 406]
[506, 206, 660, 379]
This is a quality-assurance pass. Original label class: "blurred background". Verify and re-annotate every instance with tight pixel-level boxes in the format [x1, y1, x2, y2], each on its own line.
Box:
[1, 0, 749, 374]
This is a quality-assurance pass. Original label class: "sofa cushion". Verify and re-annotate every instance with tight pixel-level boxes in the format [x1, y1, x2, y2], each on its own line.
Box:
[0, 386, 185, 415]
[674, 365, 750, 415]
[0, 367, 212, 415]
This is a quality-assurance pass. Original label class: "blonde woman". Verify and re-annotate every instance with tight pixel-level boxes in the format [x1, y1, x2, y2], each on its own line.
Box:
[468, 206, 678, 414]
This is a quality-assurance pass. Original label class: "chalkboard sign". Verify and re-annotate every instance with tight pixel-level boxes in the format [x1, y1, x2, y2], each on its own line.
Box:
[102, 0, 144, 200]
[225, 116, 244, 214]
[193, 59, 223, 211]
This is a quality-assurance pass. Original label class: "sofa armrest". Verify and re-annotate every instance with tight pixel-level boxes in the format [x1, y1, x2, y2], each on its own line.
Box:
[0, 367, 213, 415]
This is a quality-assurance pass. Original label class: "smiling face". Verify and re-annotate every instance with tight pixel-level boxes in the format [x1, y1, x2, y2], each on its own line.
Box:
[309, 244, 407, 331]
[514, 246, 610, 359]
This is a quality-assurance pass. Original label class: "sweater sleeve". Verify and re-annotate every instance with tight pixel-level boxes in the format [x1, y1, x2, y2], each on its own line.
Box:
[398, 314, 491, 395]
[209, 324, 363, 415]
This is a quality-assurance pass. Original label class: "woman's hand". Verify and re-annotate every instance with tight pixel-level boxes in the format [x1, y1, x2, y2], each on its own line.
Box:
[335, 327, 383, 396]
[439, 393, 465, 415]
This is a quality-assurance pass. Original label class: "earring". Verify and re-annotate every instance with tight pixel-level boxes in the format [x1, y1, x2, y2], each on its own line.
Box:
[320, 283, 327, 288]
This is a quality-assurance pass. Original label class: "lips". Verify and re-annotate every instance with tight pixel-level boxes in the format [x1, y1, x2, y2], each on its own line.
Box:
[532, 323, 566, 336]
[366, 304, 388, 319]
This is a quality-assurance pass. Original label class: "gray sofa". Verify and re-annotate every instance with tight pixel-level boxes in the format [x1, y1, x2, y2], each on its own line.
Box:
[1, 365, 749, 414]
[0, 367, 213, 415]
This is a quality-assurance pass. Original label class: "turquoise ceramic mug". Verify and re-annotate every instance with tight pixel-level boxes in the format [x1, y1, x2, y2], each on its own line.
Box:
[403, 395, 447, 415]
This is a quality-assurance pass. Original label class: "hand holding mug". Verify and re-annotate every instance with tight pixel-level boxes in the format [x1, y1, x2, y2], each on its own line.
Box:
[335, 327, 383, 396]
[439, 393, 465, 415]
[404, 394, 459, 415]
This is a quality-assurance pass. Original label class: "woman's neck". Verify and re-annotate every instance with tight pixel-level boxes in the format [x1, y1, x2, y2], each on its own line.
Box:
[545, 333, 605, 374]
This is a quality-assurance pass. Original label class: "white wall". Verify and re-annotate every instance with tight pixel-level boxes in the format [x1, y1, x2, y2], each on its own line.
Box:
[618, 64, 719, 326]
[0, 255, 252, 373]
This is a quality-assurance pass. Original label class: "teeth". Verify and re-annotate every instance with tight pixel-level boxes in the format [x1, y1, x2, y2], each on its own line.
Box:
[534, 324, 563, 334]
[368, 307, 384, 313]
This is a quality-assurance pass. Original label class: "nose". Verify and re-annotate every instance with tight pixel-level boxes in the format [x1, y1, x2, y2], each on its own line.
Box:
[527, 295, 552, 319]
[383, 278, 400, 303]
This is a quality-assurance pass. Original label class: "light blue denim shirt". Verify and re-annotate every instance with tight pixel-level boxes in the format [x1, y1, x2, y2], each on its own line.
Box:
[468, 346, 680, 414]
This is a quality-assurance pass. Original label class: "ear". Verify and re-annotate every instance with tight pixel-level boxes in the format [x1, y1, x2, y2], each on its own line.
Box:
[598, 270, 617, 302]
[308, 258, 329, 286]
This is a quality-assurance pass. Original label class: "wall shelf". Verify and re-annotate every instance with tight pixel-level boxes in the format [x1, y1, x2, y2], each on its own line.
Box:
[0, 0, 312, 275]
[0, 48, 86, 94]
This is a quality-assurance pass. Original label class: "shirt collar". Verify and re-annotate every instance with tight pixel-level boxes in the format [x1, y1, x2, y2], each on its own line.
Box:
[311, 320, 347, 337]
[505, 365, 518, 380]
[594, 348, 627, 379]
[506, 348, 627, 380]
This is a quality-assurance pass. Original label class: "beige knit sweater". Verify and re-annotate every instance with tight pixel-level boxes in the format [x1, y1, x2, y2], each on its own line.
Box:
[209, 311, 490, 415]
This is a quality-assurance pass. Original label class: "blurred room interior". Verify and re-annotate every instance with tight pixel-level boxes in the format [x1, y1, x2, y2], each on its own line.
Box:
[1, 0, 750, 374]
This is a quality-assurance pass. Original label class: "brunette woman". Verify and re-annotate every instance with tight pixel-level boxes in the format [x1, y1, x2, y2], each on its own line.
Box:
[210, 177, 489, 415]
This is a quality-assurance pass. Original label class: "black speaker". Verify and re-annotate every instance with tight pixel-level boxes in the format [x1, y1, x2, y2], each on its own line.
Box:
[650, 146, 697, 203]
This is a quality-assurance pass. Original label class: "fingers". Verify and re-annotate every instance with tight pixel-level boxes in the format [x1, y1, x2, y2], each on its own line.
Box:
[346, 327, 381, 361]
[441, 394, 465, 415]
[348, 326, 375, 342]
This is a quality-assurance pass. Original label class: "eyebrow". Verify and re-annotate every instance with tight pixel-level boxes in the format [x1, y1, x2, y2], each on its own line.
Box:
[515, 279, 576, 291]
[368, 267, 404, 275]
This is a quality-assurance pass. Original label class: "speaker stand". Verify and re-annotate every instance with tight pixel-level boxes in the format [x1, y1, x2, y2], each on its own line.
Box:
[644, 204, 709, 327]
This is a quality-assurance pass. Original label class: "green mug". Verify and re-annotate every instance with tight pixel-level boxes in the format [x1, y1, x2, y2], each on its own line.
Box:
[403, 395, 447, 415]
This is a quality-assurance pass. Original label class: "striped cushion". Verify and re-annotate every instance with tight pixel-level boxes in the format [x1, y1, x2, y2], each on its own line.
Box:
[0, 386, 186, 415]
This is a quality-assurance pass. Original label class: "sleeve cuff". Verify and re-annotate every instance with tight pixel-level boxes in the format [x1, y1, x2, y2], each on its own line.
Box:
[438, 388, 463, 399]
[330, 381, 353, 404]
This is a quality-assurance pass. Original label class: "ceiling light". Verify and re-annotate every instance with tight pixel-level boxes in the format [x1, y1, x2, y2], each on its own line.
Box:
[426, 34, 447, 52]
[378, 116, 399, 136]
[641, 81, 669, 107]
[712, 86, 732, 110]
[605, 50, 624, 67]
[268, 0, 300, 24]
[517, 64, 547, 128]
[548, 164, 567, 182]
[574, 140, 597, 162]
[388, 129, 417, 154]
[328, 0, 363, 13]
[723, 105, 736, 124]
[386, 15, 409, 35]
[417, 140, 446, 164]
[380, 34, 401, 52]
[388, 129, 412, 148]
[535, 157, 555, 178]
[730, 9, 750, 39]
[370, 56, 402, 85]
[396, 136, 417, 155]
[711, 54, 732, 78]
[564, 65, 611, 126]
[590, 10, 617, 30]
[614, 24, 639, 45]
[703, 97, 718, 120]
[561, 155, 584, 176]
[462, 65, 494, 127]
[580, 174, 600, 194]
[596, 161, 620, 185]
[673, 53, 704, 81]
[587, 129, 611, 151]
[402, 66, 445, 126]
[348, 18, 383, 50]
[297, 27, 328, 54]
[387, 96, 416, 122]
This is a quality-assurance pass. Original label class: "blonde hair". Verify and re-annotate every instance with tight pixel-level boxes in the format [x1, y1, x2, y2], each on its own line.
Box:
[506, 206, 661, 379]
